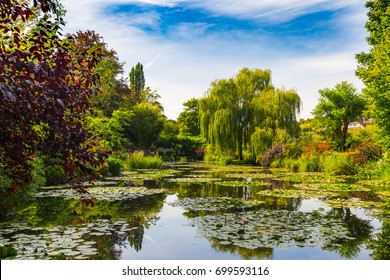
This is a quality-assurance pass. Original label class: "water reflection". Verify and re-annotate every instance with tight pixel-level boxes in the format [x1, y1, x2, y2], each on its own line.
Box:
[209, 238, 274, 260]
[369, 219, 390, 260]
[0, 163, 386, 260]
[323, 207, 373, 259]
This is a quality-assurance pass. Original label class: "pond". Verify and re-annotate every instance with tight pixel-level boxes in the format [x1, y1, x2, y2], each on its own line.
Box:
[0, 163, 389, 260]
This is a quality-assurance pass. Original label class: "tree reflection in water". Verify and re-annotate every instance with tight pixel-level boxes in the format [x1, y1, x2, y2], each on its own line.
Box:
[369, 219, 390, 260]
[209, 237, 274, 260]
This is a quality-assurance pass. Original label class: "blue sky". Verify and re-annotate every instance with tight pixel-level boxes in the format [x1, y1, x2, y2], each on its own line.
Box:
[62, 0, 368, 120]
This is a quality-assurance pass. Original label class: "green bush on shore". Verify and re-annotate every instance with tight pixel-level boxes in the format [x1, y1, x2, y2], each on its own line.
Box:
[106, 157, 124, 176]
[321, 153, 353, 175]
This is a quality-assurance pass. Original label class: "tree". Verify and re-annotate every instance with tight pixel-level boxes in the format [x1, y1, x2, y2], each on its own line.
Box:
[177, 98, 200, 136]
[0, 0, 105, 193]
[128, 102, 165, 149]
[69, 30, 131, 116]
[86, 109, 133, 151]
[356, 0, 390, 148]
[312, 81, 366, 151]
[129, 62, 145, 102]
[199, 68, 300, 161]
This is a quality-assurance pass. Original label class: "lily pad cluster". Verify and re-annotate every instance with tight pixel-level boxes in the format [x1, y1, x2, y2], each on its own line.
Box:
[124, 169, 181, 180]
[190, 209, 355, 250]
[257, 189, 330, 199]
[169, 197, 263, 212]
[214, 180, 269, 188]
[165, 177, 221, 183]
[295, 183, 370, 192]
[34, 186, 164, 201]
[0, 219, 134, 259]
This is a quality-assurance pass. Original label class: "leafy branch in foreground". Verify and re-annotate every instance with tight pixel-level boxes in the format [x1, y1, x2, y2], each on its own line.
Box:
[0, 0, 106, 193]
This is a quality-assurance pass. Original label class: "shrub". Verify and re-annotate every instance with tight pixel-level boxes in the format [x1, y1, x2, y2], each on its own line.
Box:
[299, 157, 321, 172]
[106, 157, 123, 176]
[203, 153, 233, 165]
[262, 144, 283, 167]
[349, 143, 382, 166]
[321, 153, 353, 175]
[124, 151, 163, 169]
[270, 159, 284, 168]
[41, 156, 67, 186]
[356, 156, 390, 180]
[284, 158, 300, 172]
[218, 156, 233, 166]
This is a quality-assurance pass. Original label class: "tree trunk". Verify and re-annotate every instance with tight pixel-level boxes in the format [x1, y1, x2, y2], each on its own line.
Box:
[341, 122, 349, 151]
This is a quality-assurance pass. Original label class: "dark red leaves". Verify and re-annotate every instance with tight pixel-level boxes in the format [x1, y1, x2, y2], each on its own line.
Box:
[1, 0, 107, 195]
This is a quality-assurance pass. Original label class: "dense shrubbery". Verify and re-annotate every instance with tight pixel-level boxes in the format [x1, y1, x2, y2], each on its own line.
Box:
[355, 156, 390, 180]
[321, 153, 353, 175]
[299, 157, 321, 172]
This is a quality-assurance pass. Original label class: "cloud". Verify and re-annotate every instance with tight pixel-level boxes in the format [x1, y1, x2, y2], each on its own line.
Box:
[61, 0, 368, 120]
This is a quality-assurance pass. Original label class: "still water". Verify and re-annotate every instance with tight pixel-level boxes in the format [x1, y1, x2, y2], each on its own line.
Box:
[0, 164, 388, 260]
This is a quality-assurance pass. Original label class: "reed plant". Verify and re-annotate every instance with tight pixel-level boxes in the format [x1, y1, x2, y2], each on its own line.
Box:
[124, 151, 163, 169]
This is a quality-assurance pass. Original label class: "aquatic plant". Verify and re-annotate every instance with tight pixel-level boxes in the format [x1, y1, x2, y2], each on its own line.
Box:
[191, 209, 356, 250]
[124, 151, 163, 169]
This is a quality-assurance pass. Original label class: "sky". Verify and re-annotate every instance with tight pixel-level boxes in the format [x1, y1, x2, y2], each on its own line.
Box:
[61, 0, 369, 120]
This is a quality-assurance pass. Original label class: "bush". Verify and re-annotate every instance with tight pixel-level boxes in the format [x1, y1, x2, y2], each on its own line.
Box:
[321, 153, 353, 175]
[299, 157, 321, 172]
[270, 159, 284, 168]
[356, 156, 390, 180]
[218, 156, 233, 166]
[203, 153, 233, 165]
[106, 157, 123, 176]
[262, 144, 283, 167]
[284, 158, 300, 172]
[124, 151, 163, 169]
[41, 156, 67, 186]
[349, 143, 382, 166]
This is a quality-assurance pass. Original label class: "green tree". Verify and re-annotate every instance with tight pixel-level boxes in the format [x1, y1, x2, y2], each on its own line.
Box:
[86, 109, 133, 151]
[128, 102, 165, 149]
[177, 98, 200, 136]
[199, 68, 300, 161]
[312, 81, 366, 151]
[129, 62, 145, 102]
[356, 0, 390, 149]
[0, 0, 105, 192]
[160, 119, 179, 140]
[70, 30, 131, 116]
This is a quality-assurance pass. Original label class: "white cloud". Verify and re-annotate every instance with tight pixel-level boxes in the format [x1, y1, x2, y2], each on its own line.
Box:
[61, 0, 368, 120]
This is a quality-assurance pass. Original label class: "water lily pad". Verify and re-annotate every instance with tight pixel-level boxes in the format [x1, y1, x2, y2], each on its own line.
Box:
[190, 209, 354, 249]
[64, 251, 81, 256]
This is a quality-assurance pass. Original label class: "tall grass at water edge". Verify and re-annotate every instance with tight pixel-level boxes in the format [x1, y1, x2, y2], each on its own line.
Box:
[124, 151, 163, 169]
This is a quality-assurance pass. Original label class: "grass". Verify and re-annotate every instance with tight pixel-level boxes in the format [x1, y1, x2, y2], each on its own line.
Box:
[124, 151, 163, 170]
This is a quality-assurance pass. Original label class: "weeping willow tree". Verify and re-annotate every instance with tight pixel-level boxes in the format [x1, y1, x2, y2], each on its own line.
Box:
[199, 68, 301, 161]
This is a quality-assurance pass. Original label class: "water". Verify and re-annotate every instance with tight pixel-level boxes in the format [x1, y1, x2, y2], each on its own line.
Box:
[0, 164, 388, 260]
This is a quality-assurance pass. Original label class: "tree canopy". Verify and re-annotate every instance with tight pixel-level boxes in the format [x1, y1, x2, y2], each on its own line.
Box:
[199, 68, 301, 161]
[0, 0, 106, 192]
[177, 98, 200, 137]
[312, 81, 366, 151]
[356, 0, 390, 148]
[129, 62, 145, 103]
